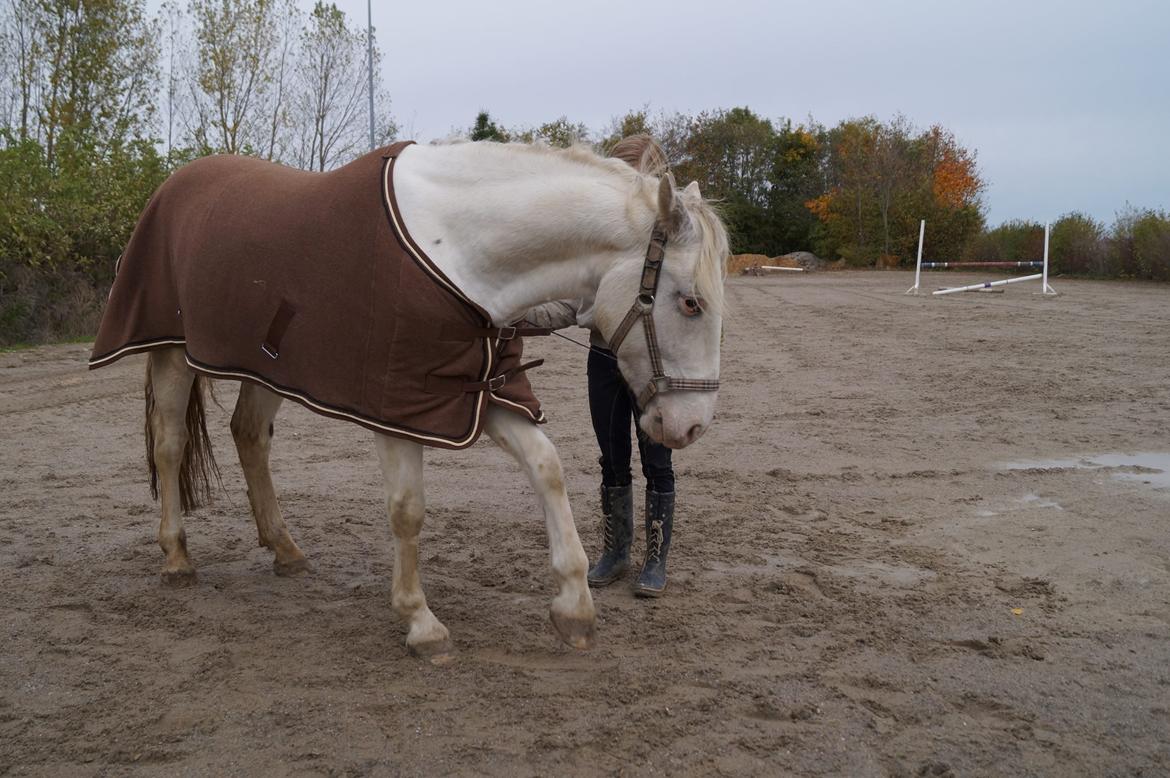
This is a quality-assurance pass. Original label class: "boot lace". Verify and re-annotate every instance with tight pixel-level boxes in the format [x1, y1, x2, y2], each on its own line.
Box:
[600, 514, 614, 549]
[646, 519, 664, 564]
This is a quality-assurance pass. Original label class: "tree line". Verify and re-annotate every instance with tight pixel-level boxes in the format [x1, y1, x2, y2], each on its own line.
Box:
[472, 107, 986, 266]
[475, 106, 1169, 282]
[2, 1, 1168, 346]
[0, 0, 395, 344]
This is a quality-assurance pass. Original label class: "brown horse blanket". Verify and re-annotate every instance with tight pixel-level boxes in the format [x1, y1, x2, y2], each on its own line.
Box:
[90, 141, 544, 449]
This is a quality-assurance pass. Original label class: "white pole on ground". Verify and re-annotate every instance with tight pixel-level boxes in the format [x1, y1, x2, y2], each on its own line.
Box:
[933, 273, 1044, 296]
[1040, 222, 1057, 295]
[906, 219, 925, 294]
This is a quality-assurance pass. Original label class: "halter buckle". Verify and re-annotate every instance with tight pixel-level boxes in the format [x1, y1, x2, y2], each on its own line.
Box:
[636, 293, 655, 312]
[488, 375, 506, 391]
[497, 326, 517, 340]
[651, 375, 671, 394]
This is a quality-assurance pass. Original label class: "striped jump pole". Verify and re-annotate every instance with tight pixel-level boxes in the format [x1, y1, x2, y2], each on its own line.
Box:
[927, 220, 1059, 297]
[921, 261, 1043, 269]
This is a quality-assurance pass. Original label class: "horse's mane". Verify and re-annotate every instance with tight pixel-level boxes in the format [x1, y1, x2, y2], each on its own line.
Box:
[445, 136, 729, 313]
[681, 192, 730, 316]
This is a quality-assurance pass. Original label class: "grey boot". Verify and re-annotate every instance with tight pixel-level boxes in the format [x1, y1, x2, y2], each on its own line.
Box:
[587, 484, 633, 586]
[633, 490, 674, 597]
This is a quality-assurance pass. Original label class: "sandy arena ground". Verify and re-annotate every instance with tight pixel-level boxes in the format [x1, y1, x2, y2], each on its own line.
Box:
[2, 271, 1169, 776]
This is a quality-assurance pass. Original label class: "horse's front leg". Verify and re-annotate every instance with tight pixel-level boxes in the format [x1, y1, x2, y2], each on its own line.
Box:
[484, 405, 596, 649]
[374, 433, 452, 661]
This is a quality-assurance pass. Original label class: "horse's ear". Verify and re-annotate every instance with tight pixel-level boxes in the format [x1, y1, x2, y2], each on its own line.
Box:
[657, 172, 676, 224]
[657, 173, 687, 235]
[683, 180, 701, 200]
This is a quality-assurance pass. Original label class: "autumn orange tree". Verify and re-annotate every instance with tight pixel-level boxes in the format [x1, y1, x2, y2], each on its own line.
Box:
[805, 117, 985, 266]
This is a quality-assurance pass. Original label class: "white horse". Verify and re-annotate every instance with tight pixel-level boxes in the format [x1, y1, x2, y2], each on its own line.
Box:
[140, 139, 728, 659]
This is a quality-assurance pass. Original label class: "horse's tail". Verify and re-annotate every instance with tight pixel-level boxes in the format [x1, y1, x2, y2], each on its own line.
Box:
[144, 356, 220, 512]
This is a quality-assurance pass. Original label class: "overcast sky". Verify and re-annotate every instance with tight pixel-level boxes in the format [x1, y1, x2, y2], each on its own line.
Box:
[192, 0, 1170, 226]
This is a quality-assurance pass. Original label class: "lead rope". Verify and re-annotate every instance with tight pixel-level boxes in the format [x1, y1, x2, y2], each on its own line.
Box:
[548, 329, 618, 361]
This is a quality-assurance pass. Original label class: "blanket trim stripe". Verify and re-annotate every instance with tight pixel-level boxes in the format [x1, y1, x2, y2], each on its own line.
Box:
[379, 145, 490, 319]
[90, 337, 188, 368]
[94, 338, 481, 445]
[182, 352, 480, 445]
[378, 145, 495, 444]
[378, 145, 545, 427]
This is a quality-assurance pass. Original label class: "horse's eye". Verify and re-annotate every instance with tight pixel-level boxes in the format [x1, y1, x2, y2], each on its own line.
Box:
[677, 295, 702, 317]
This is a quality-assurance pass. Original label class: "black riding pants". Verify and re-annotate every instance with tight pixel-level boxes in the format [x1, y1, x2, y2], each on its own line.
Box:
[586, 347, 675, 493]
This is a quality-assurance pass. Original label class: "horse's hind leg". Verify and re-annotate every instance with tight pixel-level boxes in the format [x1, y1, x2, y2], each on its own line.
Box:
[147, 347, 199, 585]
[230, 383, 309, 576]
[374, 433, 451, 661]
[484, 405, 596, 649]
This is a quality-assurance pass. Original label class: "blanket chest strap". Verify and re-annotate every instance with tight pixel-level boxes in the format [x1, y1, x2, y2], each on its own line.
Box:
[424, 359, 545, 396]
[439, 323, 552, 342]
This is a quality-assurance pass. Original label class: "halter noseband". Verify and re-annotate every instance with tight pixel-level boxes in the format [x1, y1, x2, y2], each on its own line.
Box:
[605, 220, 721, 409]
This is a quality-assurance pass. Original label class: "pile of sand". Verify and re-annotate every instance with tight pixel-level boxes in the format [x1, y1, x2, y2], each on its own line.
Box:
[729, 251, 825, 275]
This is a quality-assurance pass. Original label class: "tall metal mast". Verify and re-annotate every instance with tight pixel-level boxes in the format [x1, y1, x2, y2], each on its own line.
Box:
[366, 0, 375, 150]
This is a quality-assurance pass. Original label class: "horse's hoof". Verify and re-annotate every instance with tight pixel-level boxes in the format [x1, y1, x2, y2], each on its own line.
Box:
[408, 638, 455, 665]
[161, 567, 197, 587]
[550, 610, 596, 650]
[273, 557, 312, 577]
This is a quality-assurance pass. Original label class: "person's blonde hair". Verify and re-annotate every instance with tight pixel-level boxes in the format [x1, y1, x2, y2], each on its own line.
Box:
[606, 134, 668, 176]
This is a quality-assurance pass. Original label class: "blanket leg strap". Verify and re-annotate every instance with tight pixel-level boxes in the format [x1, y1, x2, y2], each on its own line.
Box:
[261, 300, 297, 359]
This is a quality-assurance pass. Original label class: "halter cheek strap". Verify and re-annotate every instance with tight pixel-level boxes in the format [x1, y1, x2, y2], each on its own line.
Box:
[605, 220, 720, 409]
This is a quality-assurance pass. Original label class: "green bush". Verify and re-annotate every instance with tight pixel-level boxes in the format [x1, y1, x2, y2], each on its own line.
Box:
[0, 131, 168, 345]
[1050, 213, 1107, 275]
[1129, 210, 1170, 281]
[962, 220, 1045, 263]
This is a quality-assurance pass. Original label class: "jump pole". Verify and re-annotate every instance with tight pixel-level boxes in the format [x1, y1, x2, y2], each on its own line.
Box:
[932, 221, 1058, 297]
[932, 273, 1044, 296]
[905, 219, 925, 294]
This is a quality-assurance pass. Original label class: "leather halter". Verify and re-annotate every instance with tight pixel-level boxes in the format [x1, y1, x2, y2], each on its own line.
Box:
[606, 220, 721, 409]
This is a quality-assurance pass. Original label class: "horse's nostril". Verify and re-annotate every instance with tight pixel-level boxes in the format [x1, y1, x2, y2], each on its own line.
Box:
[687, 424, 703, 443]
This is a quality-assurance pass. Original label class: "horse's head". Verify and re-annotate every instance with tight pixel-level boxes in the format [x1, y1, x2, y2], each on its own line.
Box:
[594, 171, 728, 449]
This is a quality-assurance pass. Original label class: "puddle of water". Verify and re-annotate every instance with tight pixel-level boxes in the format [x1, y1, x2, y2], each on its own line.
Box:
[703, 553, 800, 576]
[703, 554, 934, 589]
[828, 560, 936, 588]
[999, 452, 1170, 489]
[1019, 493, 1064, 510]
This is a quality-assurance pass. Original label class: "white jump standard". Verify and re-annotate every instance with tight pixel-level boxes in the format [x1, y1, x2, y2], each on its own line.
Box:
[905, 220, 1057, 296]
